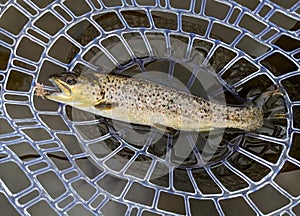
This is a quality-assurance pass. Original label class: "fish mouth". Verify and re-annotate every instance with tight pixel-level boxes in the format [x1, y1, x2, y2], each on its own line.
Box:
[48, 77, 72, 97]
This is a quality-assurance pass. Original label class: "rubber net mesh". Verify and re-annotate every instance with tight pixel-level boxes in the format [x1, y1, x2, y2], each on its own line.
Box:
[0, 0, 300, 215]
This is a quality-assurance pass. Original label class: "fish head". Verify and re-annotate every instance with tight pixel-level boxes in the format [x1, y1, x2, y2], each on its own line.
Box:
[45, 72, 97, 107]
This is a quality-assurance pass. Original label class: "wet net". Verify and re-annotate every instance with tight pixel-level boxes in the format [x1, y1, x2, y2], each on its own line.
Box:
[0, 0, 300, 215]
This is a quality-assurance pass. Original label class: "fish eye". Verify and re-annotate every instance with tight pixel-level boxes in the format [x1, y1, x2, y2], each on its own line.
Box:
[65, 74, 77, 85]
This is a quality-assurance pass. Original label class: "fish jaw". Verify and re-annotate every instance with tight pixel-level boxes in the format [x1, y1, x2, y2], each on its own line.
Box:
[45, 75, 98, 110]
[45, 92, 72, 104]
[45, 77, 75, 104]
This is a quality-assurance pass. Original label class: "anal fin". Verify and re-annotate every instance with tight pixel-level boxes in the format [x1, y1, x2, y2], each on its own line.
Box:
[153, 123, 177, 135]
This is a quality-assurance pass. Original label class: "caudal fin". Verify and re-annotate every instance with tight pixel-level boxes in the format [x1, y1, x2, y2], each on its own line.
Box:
[250, 87, 287, 133]
[252, 88, 286, 118]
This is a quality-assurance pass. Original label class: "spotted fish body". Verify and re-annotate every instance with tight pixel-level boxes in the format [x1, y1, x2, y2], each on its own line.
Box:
[46, 72, 264, 132]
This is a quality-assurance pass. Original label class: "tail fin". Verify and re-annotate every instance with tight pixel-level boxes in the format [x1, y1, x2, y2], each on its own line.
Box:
[252, 88, 286, 118]
[250, 87, 287, 133]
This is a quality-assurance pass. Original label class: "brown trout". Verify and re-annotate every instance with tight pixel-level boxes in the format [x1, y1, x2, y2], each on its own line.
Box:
[45, 72, 266, 132]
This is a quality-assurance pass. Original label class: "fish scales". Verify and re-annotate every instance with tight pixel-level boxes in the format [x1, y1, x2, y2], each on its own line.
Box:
[46, 73, 264, 132]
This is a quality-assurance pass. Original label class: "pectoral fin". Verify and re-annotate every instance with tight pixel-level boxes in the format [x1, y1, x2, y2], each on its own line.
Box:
[94, 101, 118, 110]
